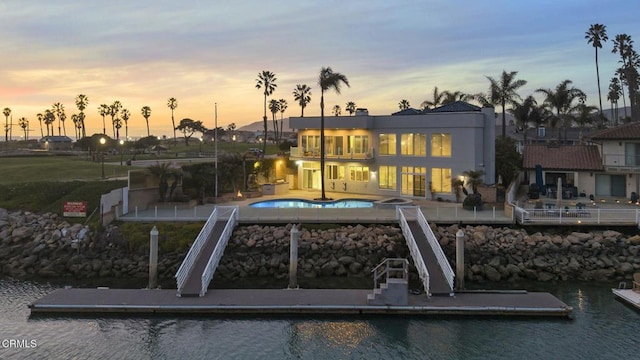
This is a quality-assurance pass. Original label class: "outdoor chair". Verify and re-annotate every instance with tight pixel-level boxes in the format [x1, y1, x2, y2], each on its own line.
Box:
[633, 273, 640, 292]
[576, 203, 589, 217]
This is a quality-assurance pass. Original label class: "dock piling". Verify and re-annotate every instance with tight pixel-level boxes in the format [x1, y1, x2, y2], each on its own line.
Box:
[149, 226, 158, 289]
[289, 224, 299, 289]
[456, 227, 465, 290]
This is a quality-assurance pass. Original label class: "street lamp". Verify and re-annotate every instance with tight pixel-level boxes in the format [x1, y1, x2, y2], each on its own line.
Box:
[99, 137, 106, 179]
[119, 139, 125, 165]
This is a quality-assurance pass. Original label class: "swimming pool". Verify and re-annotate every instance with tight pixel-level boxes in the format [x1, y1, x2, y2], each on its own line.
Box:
[249, 198, 374, 208]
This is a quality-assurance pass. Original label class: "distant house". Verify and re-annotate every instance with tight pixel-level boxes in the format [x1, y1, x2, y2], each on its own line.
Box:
[39, 136, 73, 150]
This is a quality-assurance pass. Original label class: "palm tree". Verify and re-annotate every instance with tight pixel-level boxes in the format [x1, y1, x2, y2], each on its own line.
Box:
[141, 106, 152, 137]
[398, 99, 411, 110]
[278, 99, 287, 143]
[43, 110, 55, 136]
[615, 67, 629, 118]
[318, 67, 350, 200]
[2, 108, 10, 142]
[71, 114, 80, 140]
[36, 113, 44, 138]
[536, 79, 585, 140]
[167, 97, 178, 145]
[345, 101, 356, 116]
[481, 71, 527, 138]
[52, 102, 65, 136]
[332, 105, 341, 116]
[293, 84, 311, 117]
[462, 169, 485, 194]
[421, 86, 445, 110]
[18, 117, 28, 141]
[98, 104, 109, 134]
[608, 77, 622, 125]
[442, 90, 470, 104]
[574, 102, 598, 140]
[75, 94, 89, 138]
[109, 101, 122, 138]
[269, 99, 279, 144]
[256, 70, 277, 154]
[121, 109, 130, 139]
[508, 95, 538, 145]
[585, 24, 608, 116]
[114, 117, 122, 139]
[612, 33, 638, 122]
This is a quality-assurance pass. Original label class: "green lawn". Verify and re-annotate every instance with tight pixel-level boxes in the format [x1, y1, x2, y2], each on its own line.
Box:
[0, 155, 130, 184]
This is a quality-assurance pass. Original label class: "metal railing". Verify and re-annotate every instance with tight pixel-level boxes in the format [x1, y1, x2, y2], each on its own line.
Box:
[415, 207, 455, 291]
[514, 205, 640, 226]
[371, 258, 409, 290]
[175, 207, 219, 297]
[200, 206, 239, 296]
[396, 207, 430, 296]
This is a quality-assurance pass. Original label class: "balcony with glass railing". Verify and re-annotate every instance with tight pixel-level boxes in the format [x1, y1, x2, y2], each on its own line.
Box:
[603, 154, 640, 172]
[289, 146, 375, 161]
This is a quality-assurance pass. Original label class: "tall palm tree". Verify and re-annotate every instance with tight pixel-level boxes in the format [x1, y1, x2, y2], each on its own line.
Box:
[585, 24, 608, 117]
[345, 101, 356, 115]
[269, 99, 279, 144]
[615, 67, 629, 118]
[482, 71, 527, 137]
[2, 108, 10, 142]
[36, 113, 44, 138]
[318, 67, 349, 200]
[278, 98, 287, 143]
[114, 117, 122, 139]
[421, 86, 445, 110]
[43, 110, 55, 136]
[398, 99, 411, 110]
[608, 77, 622, 125]
[75, 94, 89, 138]
[109, 101, 122, 138]
[256, 71, 277, 154]
[71, 114, 80, 140]
[293, 84, 311, 117]
[612, 33, 638, 122]
[167, 98, 178, 145]
[141, 106, 152, 137]
[17, 117, 28, 141]
[52, 102, 65, 136]
[536, 79, 585, 140]
[332, 105, 341, 116]
[98, 104, 109, 134]
[121, 109, 130, 140]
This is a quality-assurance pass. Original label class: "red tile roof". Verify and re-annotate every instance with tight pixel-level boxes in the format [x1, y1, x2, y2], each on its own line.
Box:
[523, 144, 603, 171]
[586, 122, 640, 140]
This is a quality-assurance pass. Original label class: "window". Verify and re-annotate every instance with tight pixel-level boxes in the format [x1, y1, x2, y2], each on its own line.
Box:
[431, 133, 451, 157]
[400, 133, 426, 156]
[326, 164, 345, 180]
[378, 166, 397, 190]
[401, 166, 426, 196]
[538, 127, 546, 138]
[325, 136, 344, 156]
[431, 168, 452, 193]
[349, 166, 369, 182]
[301, 135, 320, 155]
[348, 135, 369, 155]
[625, 143, 640, 166]
[379, 134, 396, 155]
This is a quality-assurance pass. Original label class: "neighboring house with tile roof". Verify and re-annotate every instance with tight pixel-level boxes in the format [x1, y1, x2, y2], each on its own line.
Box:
[289, 102, 496, 202]
[584, 122, 640, 198]
[522, 144, 603, 198]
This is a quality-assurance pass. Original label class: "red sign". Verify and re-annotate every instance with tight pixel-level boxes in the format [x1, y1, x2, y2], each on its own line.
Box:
[63, 201, 87, 217]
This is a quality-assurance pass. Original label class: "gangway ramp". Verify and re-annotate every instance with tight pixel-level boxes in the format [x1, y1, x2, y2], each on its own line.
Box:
[397, 207, 454, 296]
[176, 206, 238, 297]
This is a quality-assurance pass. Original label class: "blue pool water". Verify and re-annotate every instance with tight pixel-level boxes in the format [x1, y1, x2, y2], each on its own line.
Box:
[250, 198, 374, 208]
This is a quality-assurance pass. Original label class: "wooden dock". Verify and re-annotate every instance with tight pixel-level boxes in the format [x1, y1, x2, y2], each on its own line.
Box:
[29, 288, 573, 317]
[612, 288, 640, 311]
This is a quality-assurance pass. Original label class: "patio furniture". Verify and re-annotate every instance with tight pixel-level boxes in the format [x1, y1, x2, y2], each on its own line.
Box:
[545, 203, 559, 216]
[576, 203, 589, 217]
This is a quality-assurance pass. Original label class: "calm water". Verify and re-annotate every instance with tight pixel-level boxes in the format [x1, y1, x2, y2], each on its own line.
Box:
[250, 199, 374, 208]
[0, 278, 638, 359]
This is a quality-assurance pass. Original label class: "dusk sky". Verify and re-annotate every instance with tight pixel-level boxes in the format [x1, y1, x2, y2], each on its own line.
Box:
[1, 0, 639, 139]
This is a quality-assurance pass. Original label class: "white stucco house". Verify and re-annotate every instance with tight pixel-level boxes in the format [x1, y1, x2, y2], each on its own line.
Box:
[288, 102, 496, 202]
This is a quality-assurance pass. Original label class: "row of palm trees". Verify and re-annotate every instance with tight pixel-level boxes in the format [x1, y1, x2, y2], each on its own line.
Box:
[585, 24, 639, 123]
[256, 67, 350, 200]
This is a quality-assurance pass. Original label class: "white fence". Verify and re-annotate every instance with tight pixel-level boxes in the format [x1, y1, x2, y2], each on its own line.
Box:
[513, 205, 640, 225]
